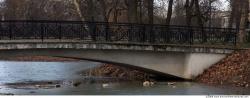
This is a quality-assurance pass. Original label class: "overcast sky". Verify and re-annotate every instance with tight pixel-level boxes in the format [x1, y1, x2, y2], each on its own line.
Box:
[219, 0, 230, 11]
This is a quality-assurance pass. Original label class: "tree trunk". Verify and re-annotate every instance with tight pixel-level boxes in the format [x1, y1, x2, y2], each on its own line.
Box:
[228, 0, 236, 28]
[166, 0, 173, 25]
[239, 0, 249, 44]
[86, 0, 95, 21]
[113, 0, 119, 23]
[99, 0, 109, 22]
[127, 0, 138, 23]
[73, 0, 84, 21]
[145, 0, 154, 43]
[147, 0, 154, 24]
[139, 0, 143, 23]
[194, 0, 203, 27]
[185, 0, 194, 26]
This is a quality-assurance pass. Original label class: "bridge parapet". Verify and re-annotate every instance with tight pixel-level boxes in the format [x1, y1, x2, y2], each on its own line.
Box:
[0, 20, 238, 48]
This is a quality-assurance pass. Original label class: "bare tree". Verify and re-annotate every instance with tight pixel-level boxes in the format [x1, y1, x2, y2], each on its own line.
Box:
[185, 0, 194, 26]
[166, 0, 174, 25]
[73, 0, 84, 21]
[239, 0, 249, 43]
[146, 0, 154, 24]
[127, 0, 138, 23]
[194, 0, 203, 27]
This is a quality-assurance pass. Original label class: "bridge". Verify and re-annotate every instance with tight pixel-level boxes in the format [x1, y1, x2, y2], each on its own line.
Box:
[0, 20, 238, 79]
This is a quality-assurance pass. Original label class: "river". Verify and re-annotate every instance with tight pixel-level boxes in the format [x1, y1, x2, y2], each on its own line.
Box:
[0, 61, 249, 95]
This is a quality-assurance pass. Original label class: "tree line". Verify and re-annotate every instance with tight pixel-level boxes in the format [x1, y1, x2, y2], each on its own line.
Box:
[0, 0, 249, 43]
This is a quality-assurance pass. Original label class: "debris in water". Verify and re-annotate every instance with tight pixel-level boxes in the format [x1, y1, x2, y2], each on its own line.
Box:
[167, 82, 175, 85]
[73, 82, 82, 87]
[29, 91, 36, 94]
[102, 83, 110, 88]
[143, 81, 150, 87]
[55, 84, 61, 88]
[143, 81, 155, 87]
[0, 93, 14, 95]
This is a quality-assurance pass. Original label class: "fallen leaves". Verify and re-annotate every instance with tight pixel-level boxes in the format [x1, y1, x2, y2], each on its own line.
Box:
[196, 50, 250, 88]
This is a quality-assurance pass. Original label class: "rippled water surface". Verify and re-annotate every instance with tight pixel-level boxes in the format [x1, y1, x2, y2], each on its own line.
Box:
[0, 61, 249, 95]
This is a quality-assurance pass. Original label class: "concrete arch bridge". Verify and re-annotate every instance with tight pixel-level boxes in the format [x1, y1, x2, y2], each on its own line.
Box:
[0, 20, 238, 79]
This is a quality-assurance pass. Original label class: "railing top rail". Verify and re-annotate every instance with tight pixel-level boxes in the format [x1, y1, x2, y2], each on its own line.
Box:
[0, 20, 237, 30]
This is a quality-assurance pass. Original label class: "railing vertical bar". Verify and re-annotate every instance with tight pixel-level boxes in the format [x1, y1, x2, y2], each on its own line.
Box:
[59, 22, 62, 40]
[235, 29, 238, 47]
[8, 22, 12, 40]
[41, 23, 44, 42]
[189, 27, 193, 45]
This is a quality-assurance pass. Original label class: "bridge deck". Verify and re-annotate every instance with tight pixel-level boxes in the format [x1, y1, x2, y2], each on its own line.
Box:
[0, 39, 236, 49]
[0, 40, 235, 54]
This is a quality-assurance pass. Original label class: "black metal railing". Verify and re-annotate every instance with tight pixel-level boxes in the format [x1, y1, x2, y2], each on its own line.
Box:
[0, 20, 238, 47]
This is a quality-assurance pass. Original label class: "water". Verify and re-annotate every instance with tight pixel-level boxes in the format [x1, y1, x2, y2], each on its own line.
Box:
[0, 61, 100, 83]
[0, 61, 249, 95]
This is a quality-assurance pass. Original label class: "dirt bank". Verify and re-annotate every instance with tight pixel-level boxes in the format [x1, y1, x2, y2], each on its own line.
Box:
[195, 50, 250, 88]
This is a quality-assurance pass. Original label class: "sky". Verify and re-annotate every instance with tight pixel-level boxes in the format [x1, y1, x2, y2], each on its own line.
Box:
[217, 0, 230, 11]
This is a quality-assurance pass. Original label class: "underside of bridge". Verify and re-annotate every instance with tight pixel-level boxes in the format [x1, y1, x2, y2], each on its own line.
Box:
[0, 42, 234, 79]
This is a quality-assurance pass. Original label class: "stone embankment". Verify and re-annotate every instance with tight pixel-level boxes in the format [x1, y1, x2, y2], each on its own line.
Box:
[196, 50, 250, 88]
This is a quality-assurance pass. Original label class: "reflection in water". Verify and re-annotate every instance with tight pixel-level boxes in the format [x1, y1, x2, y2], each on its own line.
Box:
[0, 61, 100, 83]
[0, 61, 249, 95]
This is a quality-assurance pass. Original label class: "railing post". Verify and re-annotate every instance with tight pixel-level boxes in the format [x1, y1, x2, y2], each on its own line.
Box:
[141, 25, 146, 43]
[235, 28, 239, 48]
[8, 22, 12, 40]
[128, 24, 133, 43]
[165, 26, 170, 43]
[105, 22, 110, 42]
[89, 22, 96, 42]
[41, 23, 44, 42]
[149, 24, 155, 43]
[201, 27, 207, 44]
[189, 27, 193, 45]
[59, 22, 62, 40]
[81, 22, 86, 40]
[223, 28, 227, 44]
